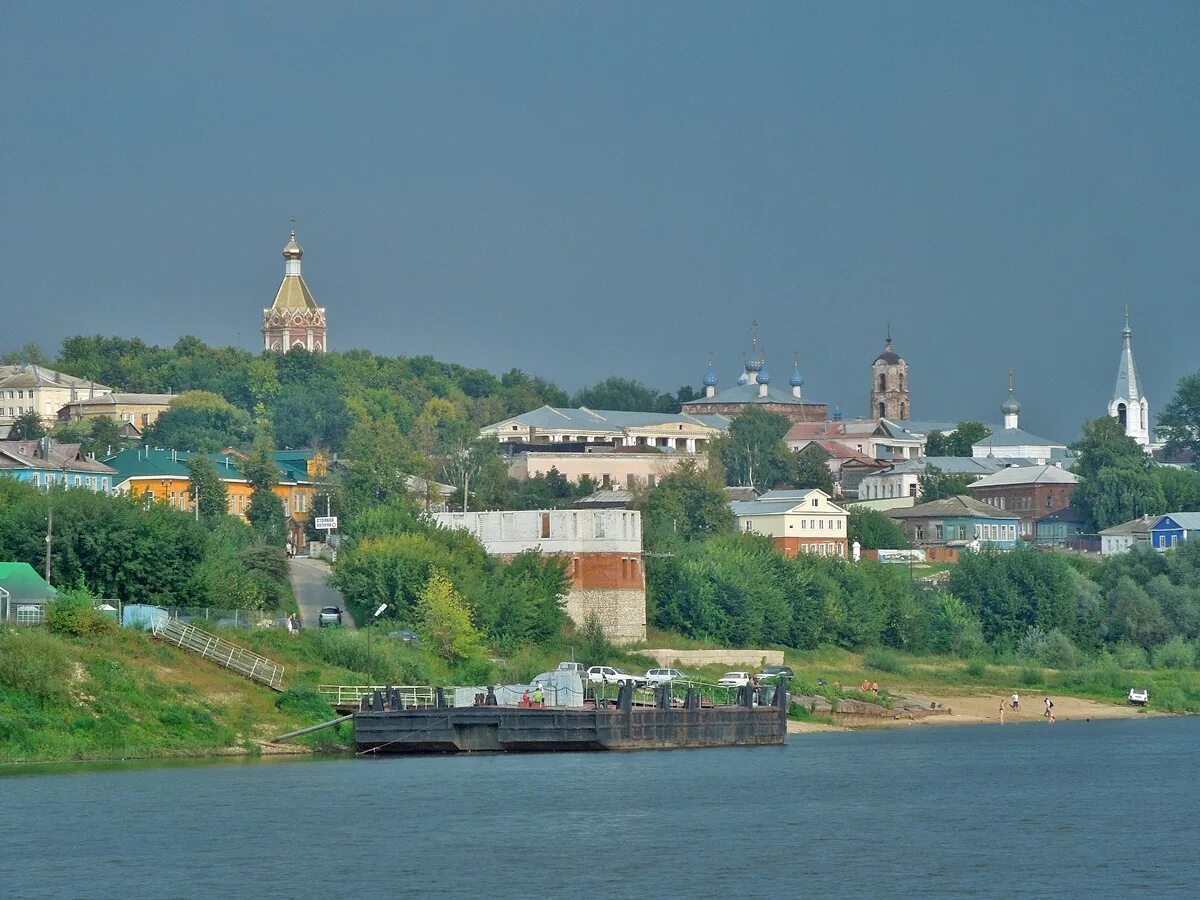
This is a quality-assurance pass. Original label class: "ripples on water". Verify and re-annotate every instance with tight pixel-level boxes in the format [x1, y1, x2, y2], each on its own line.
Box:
[3, 718, 1197, 899]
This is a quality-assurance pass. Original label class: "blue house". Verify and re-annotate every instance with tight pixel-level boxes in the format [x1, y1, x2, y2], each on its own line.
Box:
[0, 437, 116, 494]
[887, 495, 1021, 550]
[1149, 513, 1200, 551]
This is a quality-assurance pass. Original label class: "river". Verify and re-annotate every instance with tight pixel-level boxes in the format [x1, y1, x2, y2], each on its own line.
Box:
[3, 717, 1197, 898]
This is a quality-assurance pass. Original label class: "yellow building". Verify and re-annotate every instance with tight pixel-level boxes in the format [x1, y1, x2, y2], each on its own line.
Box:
[58, 392, 176, 437]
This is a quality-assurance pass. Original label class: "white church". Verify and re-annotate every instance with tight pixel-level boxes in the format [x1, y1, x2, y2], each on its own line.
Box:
[1108, 309, 1152, 449]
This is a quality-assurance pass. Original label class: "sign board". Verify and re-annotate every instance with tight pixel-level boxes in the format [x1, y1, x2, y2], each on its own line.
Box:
[315, 516, 338, 531]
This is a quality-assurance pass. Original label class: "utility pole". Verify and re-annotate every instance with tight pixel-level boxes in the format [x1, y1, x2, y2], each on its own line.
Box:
[44, 504, 53, 585]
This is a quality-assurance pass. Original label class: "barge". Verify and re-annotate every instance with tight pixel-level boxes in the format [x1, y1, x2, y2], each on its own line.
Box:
[354, 681, 788, 754]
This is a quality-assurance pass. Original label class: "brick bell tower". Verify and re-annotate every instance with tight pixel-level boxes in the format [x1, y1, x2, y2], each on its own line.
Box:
[870, 327, 909, 421]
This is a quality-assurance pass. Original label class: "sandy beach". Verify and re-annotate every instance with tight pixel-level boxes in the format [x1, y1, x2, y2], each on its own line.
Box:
[788, 692, 1163, 734]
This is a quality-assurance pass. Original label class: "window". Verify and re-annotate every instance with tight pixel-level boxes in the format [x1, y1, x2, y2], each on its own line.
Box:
[121, 413, 133, 422]
[74, 475, 81, 486]
[909, 484, 917, 497]
[744, 520, 753, 532]
[812, 499, 819, 507]
[1047, 495, 1053, 508]
[593, 514, 604, 538]
[16, 604, 44, 626]
[935, 524, 944, 539]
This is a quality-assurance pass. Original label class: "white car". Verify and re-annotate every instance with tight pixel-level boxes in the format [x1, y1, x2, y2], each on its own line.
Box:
[646, 667, 687, 687]
[717, 671, 751, 687]
[587, 666, 645, 686]
[1128, 688, 1149, 706]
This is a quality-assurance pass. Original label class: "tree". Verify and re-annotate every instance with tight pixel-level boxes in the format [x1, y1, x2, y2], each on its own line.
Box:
[436, 420, 501, 512]
[147, 390, 254, 452]
[8, 411, 46, 440]
[187, 453, 229, 521]
[640, 461, 734, 551]
[1075, 466, 1166, 530]
[722, 408, 794, 489]
[1, 342, 49, 366]
[1158, 372, 1200, 459]
[848, 508, 910, 550]
[419, 569, 485, 662]
[341, 417, 420, 515]
[1073, 416, 1149, 480]
[918, 465, 977, 501]
[789, 445, 835, 494]
[478, 551, 569, 647]
[242, 435, 284, 543]
[925, 422, 990, 457]
[571, 377, 676, 413]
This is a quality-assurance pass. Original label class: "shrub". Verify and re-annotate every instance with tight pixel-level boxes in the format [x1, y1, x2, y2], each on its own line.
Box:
[0, 630, 73, 699]
[275, 688, 336, 723]
[964, 658, 988, 678]
[1115, 644, 1149, 670]
[1037, 630, 1079, 670]
[863, 648, 908, 674]
[1153, 636, 1196, 670]
[45, 585, 117, 638]
[1019, 666, 1044, 686]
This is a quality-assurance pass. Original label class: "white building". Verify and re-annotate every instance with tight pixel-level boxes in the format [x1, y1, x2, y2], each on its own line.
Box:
[858, 456, 1005, 501]
[431, 508, 646, 644]
[0, 366, 112, 432]
[482, 405, 728, 453]
[730, 489, 850, 558]
[1099, 516, 1155, 556]
[972, 370, 1069, 464]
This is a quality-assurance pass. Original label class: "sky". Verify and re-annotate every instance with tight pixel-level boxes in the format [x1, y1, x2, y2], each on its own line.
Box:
[3, 2, 1199, 440]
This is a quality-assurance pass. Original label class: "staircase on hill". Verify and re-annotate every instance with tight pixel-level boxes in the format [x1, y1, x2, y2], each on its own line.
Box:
[152, 617, 285, 691]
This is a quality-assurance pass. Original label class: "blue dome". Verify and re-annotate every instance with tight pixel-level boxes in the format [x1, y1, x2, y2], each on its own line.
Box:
[756, 368, 771, 385]
[789, 365, 804, 387]
[703, 367, 718, 387]
[1001, 394, 1021, 415]
[833, 405, 843, 420]
[737, 372, 750, 385]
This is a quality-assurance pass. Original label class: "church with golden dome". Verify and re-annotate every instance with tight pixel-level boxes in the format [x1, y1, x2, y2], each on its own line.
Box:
[262, 229, 327, 353]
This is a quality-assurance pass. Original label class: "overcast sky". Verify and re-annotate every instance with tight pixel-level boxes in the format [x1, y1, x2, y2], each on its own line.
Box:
[3, 2, 1198, 440]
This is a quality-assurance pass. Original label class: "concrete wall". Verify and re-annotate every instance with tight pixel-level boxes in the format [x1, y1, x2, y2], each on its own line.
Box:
[641, 648, 785, 668]
[566, 588, 646, 645]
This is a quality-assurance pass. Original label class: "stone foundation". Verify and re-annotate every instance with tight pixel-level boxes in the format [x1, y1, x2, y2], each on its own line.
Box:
[565, 588, 646, 645]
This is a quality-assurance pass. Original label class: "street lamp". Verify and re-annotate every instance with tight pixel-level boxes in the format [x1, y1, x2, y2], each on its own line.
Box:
[367, 603, 389, 678]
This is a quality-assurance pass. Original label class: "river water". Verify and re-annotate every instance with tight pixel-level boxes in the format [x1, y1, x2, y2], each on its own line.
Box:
[3, 717, 1197, 898]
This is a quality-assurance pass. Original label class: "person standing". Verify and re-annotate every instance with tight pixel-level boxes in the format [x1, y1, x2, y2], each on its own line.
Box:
[532, 683, 544, 707]
[999, 698, 1005, 724]
[1044, 697, 1055, 723]
[1011, 692, 1020, 711]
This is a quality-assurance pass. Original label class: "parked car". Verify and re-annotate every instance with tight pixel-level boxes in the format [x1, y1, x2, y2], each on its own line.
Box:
[1128, 688, 1149, 706]
[717, 671, 751, 687]
[388, 629, 421, 646]
[556, 662, 585, 677]
[318, 606, 343, 627]
[646, 667, 688, 686]
[587, 665, 646, 686]
[756, 665, 794, 681]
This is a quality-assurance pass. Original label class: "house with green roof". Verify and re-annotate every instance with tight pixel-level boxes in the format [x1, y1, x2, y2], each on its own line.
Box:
[0, 561, 57, 624]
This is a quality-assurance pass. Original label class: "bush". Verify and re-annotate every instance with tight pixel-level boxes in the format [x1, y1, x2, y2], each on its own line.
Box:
[45, 585, 116, 638]
[1019, 666, 1044, 686]
[1153, 636, 1196, 670]
[1115, 644, 1150, 670]
[964, 658, 988, 678]
[0, 630, 73, 699]
[863, 648, 908, 674]
[1037, 630, 1079, 670]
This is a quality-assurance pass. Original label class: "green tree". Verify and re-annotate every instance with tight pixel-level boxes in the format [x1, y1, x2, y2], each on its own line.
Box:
[187, 453, 229, 521]
[640, 461, 734, 551]
[925, 422, 990, 457]
[1073, 416, 1149, 481]
[479, 551, 569, 647]
[789, 445, 835, 493]
[721, 407, 794, 489]
[1, 342, 49, 366]
[341, 417, 420, 515]
[1075, 466, 1166, 530]
[571, 377, 677, 413]
[8, 411, 46, 440]
[147, 390, 254, 452]
[419, 569, 485, 662]
[242, 436, 284, 543]
[1158, 372, 1200, 459]
[848, 508, 910, 550]
[918, 465, 977, 501]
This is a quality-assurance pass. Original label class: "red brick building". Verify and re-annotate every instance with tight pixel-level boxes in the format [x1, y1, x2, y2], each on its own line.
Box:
[966, 464, 1080, 539]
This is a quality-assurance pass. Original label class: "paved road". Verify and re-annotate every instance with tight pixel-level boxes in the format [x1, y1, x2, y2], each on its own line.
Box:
[289, 556, 356, 630]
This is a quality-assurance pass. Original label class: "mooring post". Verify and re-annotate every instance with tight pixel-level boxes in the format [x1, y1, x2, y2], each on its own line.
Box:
[657, 684, 671, 710]
[685, 687, 698, 709]
[619, 682, 633, 738]
[436, 687, 446, 709]
[742, 684, 754, 709]
[372, 689, 385, 712]
[359, 694, 370, 712]
[384, 685, 394, 710]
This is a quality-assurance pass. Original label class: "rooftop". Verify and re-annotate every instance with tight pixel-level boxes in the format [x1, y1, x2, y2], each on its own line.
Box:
[889, 494, 1019, 521]
[973, 427, 1068, 450]
[683, 382, 819, 407]
[0, 439, 116, 475]
[62, 392, 175, 408]
[966, 464, 1080, 489]
[488, 405, 731, 434]
[0, 365, 111, 392]
[869, 456, 1004, 477]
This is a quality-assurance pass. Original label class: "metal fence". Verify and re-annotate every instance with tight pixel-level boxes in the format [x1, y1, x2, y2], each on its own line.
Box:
[318, 685, 441, 708]
[153, 617, 285, 689]
[165, 608, 282, 629]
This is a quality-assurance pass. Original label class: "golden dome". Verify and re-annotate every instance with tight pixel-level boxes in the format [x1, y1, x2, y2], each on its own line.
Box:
[282, 229, 303, 260]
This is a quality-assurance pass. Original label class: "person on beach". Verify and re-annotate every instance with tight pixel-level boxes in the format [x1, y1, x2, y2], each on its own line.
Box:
[999, 698, 1005, 724]
[1011, 692, 1020, 711]
[1044, 697, 1055, 723]
[870, 681, 879, 696]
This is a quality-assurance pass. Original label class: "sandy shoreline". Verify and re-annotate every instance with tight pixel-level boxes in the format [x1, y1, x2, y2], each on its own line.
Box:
[788, 693, 1166, 734]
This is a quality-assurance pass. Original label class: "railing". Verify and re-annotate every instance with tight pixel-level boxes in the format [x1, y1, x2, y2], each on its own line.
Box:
[165, 608, 281, 629]
[317, 685, 440, 708]
[153, 618, 285, 690]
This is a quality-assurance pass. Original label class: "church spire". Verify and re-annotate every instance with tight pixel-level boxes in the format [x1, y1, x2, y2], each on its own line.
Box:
[263, 225, 328, 354]
[1109, 308, 1150, 447]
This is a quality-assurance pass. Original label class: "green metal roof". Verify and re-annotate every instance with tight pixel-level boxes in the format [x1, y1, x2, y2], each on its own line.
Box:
[0, 562, 57, 601]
